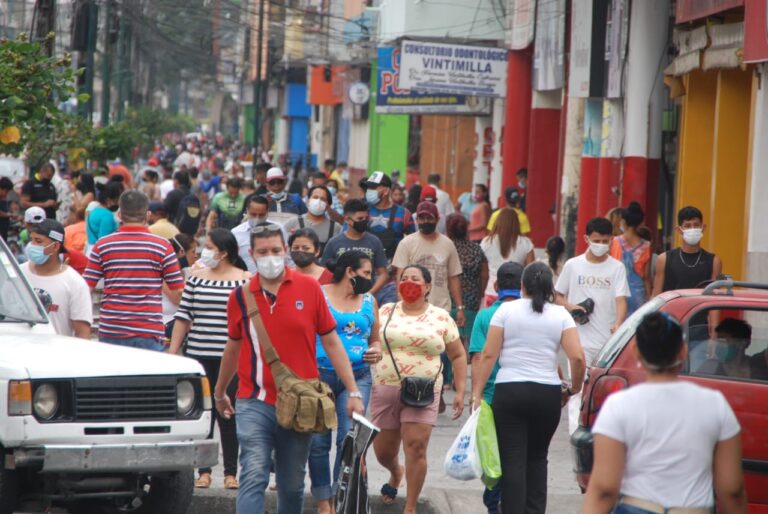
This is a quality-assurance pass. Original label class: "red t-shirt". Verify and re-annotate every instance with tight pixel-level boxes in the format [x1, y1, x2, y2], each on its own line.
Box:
[227, 268, 336, 405]
[318, 268, 333, 285]
[64, 248, 89, 275]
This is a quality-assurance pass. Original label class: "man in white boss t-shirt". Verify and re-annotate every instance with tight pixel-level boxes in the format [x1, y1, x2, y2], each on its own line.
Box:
[19, 219, 93, 338]
[555, 217, 628, 434]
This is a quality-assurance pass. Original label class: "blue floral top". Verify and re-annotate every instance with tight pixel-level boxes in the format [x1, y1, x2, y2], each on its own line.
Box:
[317, 292, 375, 371]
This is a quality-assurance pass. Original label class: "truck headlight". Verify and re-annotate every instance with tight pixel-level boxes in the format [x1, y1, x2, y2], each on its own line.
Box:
[176, 380, 196, 416]
[33, 383, 59, 420]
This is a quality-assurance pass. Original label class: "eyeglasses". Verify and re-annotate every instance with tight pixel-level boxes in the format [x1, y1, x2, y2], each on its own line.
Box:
[267, 179, 285, 186]
[250, 224, 282, 234]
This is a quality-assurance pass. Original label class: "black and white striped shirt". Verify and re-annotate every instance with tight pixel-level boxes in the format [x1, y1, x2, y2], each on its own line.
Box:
[175, 275, 248, 358]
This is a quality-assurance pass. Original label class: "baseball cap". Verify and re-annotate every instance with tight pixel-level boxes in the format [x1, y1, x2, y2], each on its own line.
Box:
[365, 171, 392, 189]
[420, 185, 437, 202]
[148, 201, 166, 214]
[505, 186, 521, 205]
[266, 167, 285, 181]
[24, 207, 46, 224]
[31, 219, 67, 252]
[416, 201, 439, 219]
[147, 157, 160, 167]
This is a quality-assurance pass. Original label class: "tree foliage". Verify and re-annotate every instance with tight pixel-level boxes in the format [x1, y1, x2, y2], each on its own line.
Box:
[0, 33, 86, 165]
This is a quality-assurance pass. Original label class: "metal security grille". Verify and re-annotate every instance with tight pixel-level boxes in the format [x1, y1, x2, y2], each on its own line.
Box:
[74, 376, 177, 421]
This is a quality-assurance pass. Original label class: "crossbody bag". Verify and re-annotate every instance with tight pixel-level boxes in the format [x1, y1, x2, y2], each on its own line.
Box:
[382, 302, 442, 408]
[242, 286, 337, 433]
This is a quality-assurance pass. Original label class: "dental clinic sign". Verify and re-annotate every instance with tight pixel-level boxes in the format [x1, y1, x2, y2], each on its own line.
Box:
[398, 41, 508, 98]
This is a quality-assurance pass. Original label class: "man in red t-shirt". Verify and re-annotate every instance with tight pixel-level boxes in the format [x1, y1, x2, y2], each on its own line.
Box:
[215, 223, 364, 513]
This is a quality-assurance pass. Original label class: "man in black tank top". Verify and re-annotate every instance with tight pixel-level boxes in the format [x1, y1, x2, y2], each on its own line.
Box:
[653, 206, 722, 295]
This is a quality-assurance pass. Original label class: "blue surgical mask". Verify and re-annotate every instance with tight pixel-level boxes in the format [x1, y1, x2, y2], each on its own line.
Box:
[270, 191, 286, 201]
[715, 342, 740, 363]
[25, 243, 52, 265]
[365, 190, 381, 206]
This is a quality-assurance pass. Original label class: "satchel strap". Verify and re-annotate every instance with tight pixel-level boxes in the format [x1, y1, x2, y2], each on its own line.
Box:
[242, 285, 294, 387]
[382, 302, 443, 382]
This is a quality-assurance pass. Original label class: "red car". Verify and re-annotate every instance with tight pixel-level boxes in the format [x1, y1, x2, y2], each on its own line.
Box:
[571, 280, 768, 513]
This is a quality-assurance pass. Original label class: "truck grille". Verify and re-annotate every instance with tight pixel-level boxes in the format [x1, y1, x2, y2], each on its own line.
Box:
[74, 377, 177, 421]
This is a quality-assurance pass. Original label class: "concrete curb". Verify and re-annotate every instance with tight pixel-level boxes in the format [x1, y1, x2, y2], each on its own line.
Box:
[190, 487, 446, 514]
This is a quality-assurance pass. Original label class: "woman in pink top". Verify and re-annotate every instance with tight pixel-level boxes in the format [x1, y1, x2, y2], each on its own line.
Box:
[468, 184, 491, 242]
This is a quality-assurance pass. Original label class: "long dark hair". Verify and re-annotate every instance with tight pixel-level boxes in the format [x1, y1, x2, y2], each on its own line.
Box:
[77, 173, 95, 195]
[522, 261, 554, 313]
[327, 250, 372, 283]
[96, 181, 122, 206]
[288, 228, 321, 253]
[406, 185, 422, 214]
[208, 228, 247, 270]
[546, 236, 566, 274]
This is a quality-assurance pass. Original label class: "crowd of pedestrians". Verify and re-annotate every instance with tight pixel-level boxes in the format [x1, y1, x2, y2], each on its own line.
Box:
[0, 133, 738, 514]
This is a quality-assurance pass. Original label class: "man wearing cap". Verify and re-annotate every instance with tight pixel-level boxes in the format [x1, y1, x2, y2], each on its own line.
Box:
[427, 173, 455, 234]
[19, 206, 46, 248]
[364, 171, 414, 260]
[21, 163, 58, 219]
[19, 219, 92, 339]
[148, 201, 181, 240]
[392, 201, 465, 326]
[468, 261, 524, 514]
[486, 186, 531, 236]
[265, 167, 307, 224]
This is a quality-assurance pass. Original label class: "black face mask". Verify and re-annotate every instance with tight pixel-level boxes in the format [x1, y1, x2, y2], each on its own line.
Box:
[352, 219, 369, 234]
[418, 222, 437, 235]
[108, 205, 119, 212]
[351, 275, 373, 295]
[290, 251, 316, 268]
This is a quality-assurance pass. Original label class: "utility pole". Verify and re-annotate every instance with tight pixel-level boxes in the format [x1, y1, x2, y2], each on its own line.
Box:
[252, 0, 265, 151]
[101, 0, 112, 127]
[78, 0, 98, 120]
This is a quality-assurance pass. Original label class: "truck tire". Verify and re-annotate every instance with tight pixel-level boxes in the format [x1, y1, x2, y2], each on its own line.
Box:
[69, 470, 194, 514]
[0, 460, 18, 514]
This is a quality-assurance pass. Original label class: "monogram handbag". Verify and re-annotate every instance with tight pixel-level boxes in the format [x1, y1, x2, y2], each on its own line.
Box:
[242, 287, 337, 433]
[382, 303, 442, 408]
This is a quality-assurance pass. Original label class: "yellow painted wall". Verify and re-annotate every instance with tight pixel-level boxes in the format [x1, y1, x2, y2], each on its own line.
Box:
[676, 68, 752, 280]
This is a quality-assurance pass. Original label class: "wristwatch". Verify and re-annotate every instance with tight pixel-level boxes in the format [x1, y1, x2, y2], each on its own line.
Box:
[456, 305, 465, 311]
[348, 391, 363, 399]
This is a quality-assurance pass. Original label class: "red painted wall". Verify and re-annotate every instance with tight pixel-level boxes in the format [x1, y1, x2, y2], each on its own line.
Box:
[527, 107, 562, 247]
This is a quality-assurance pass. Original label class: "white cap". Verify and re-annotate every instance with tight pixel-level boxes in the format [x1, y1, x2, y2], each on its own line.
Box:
[266, 167, 285, 180]
[24, 206, 46, 224]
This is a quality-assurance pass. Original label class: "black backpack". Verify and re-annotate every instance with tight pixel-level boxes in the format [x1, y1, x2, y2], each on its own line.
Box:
[175, 191, 202, 236]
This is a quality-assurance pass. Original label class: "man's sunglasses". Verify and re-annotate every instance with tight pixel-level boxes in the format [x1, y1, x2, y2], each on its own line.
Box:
[268, 179, 286, 186]
[250, 224, 282, 234]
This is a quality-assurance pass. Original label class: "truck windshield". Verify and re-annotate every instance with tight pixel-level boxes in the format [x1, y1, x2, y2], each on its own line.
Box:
[0, 239, 48, 324]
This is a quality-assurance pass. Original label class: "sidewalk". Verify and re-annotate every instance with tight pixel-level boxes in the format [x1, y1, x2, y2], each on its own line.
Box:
[197, 389, 584, 514]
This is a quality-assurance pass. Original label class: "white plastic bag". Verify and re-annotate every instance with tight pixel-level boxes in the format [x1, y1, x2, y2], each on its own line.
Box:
[444, 407, 482, 481]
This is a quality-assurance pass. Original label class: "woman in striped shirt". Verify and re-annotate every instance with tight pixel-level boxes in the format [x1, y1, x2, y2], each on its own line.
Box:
[169, 228, 250, 489]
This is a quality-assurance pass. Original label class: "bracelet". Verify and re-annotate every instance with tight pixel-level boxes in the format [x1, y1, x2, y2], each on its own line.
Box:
[213, 395, 227, 402]
[348, 391, 363, 399]
[456, 305, 465, 311]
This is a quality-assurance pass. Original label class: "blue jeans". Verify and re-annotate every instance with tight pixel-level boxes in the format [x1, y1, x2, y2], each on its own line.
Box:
[483, 483, 501, 514]
[100, 335, 165, 352]
[308, 366, 372, 500]
[236, 399, 313, 514]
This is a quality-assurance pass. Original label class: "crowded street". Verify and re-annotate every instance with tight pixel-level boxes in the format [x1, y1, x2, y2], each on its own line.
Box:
[2, 1, 768, 514]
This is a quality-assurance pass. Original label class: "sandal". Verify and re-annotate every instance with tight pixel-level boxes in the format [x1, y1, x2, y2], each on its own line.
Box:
[224, 475, 239, 489]
[381, 483, 398, 505]
[194, 473, 212, 489]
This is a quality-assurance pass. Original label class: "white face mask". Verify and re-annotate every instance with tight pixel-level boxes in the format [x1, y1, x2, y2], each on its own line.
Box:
[682, 227, 703, 246]
[256, 255, 285, 279]
[308, 198, 327, 216]
[588, 242, 610, 258]
[199, 248, 221, 269]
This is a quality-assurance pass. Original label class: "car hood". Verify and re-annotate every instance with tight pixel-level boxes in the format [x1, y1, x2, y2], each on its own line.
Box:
[0, 333, 204, 379]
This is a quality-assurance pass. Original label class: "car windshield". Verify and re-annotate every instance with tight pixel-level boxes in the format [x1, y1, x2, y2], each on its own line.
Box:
[0, 239, 48, 324]
[594, 297, 665, 368]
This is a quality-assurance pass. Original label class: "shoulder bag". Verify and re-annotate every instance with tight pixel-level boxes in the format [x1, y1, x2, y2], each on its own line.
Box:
[242, 286, 337, 433]
[382, 302, 442, 408]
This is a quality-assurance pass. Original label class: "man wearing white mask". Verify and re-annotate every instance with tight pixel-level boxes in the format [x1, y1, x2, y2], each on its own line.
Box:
[265, 167, 307, 225]
[555, 217, 629, 435]
[652, 205, 722, 296]
[283, 185, 340, 254]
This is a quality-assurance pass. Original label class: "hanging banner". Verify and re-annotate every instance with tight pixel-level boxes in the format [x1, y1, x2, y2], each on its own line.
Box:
[398, 41, 508, 98]
[376, 47, 491, 114]
[533, 0, 565, 91]
[606, 0, 629, 98]
[568, 0, 594, 97]
[676, 0, 743, 23]
[509, 0, 537, 50]
[744, 0, 768, 62]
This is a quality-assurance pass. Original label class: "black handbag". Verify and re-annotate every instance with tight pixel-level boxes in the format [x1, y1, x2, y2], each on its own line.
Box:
[382, 302, 442, 408]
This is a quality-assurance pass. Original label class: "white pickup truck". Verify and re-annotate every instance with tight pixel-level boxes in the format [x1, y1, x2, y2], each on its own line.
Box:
[0, 239, 217, 514]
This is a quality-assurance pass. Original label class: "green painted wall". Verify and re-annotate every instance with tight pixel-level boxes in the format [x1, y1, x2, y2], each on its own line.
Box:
[367, 59, 409, 176]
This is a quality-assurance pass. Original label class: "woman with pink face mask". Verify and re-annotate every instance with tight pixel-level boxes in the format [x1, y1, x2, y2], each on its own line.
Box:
[369, 264, 468, 514]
